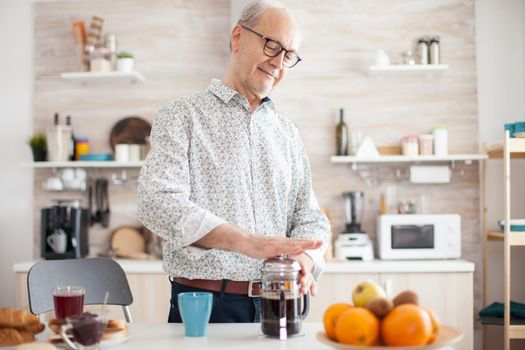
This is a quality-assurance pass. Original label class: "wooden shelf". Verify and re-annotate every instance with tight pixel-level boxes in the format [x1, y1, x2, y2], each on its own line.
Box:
[60, 71, 145, 84]
[487, 231, 504, 241]
[486, 230, 525, 245]
[487, 142, 525, 159]
[508, 231, 525, 246]
[22, 161, 144, 168]
[509, 325, 525, 339]
[369, 64, 449, 75]
[330, 154, 486, 164]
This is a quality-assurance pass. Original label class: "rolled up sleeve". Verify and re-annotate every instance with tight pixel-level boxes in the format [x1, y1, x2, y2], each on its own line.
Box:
[287, 134, 330, 280]
[137, 102, 226, 260]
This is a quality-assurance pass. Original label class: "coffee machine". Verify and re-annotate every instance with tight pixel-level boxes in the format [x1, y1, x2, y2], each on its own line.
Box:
[334, 191, 374, 261]
[41, 200, 89, 260]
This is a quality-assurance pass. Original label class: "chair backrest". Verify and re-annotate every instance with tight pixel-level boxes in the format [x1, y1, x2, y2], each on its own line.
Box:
[27, 258, 133, 321]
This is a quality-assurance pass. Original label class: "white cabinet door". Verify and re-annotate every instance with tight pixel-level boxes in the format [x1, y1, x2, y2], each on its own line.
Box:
[306, 273, 380, 322]
[379, 272, 473, 350]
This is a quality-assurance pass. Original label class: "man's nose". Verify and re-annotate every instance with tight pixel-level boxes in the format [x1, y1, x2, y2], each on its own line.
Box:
[268, 50, 285, 70]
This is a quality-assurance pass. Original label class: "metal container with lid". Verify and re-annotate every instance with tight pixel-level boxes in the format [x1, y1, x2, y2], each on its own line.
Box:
[260, 255, 309, 339]
[429, 36, 441, 64]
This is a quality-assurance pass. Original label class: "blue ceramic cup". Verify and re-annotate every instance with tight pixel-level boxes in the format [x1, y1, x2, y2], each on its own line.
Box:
[178, 292, 213, 337]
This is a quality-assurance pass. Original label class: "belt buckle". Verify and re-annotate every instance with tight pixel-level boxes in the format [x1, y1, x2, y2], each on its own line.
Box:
[248, 280, 261, 297]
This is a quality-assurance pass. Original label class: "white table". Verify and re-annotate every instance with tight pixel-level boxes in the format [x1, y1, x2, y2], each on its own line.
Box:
[24, 323, 332, 350]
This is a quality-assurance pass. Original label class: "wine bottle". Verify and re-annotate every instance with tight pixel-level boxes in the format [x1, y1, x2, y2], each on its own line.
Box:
[336, 108, 348, 156]
[66, 115, 75, 161]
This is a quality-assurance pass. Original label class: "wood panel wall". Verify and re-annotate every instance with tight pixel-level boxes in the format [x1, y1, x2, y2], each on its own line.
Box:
[33, 0, 481, 328]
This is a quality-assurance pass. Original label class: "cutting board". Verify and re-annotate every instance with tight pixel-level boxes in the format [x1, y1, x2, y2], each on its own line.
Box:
[110, 226, 146, 257]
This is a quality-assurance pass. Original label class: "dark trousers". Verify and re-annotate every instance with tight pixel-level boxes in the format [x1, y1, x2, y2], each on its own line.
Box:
[168, 279, 261, 323]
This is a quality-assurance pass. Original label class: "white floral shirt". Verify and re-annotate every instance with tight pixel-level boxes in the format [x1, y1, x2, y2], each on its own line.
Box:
[138, 79, 329, 281]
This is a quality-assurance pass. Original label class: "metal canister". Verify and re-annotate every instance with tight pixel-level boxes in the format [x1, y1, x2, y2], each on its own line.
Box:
[105, 33, 117, 70]
[417, 36, 429, 64]
[429, 36, 441, 64]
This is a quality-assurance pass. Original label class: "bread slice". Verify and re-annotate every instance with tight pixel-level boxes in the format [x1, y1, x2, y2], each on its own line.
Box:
[106, 319, 126, 331]
[0, 327, 23, 346]
[47, 319, 66, 335]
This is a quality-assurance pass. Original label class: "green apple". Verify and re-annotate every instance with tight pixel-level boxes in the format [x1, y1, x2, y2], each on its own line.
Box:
[352, 280, 387, 307]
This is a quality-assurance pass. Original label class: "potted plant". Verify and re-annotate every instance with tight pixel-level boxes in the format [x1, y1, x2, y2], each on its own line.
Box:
[117, 51, 134, 73]
[27, 133, 47, 162]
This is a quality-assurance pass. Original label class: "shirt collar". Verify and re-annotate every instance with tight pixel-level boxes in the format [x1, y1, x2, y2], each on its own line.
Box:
[207, 79, 275, 110]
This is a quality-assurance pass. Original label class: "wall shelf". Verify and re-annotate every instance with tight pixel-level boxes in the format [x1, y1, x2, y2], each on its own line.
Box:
[330, 154, 487, 164]
[60, 71, 145, 84]
[369, 64, 449, 75]
[22, 161, 144, 168]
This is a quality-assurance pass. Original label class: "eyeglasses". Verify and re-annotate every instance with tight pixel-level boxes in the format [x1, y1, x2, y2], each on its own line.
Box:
[240, 25, 302, 68]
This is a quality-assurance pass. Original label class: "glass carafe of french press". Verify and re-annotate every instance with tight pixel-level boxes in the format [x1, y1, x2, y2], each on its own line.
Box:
[260, 256, 309, 338]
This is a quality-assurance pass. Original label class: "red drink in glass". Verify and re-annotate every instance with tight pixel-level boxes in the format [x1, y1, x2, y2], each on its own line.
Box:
[53, 286, 85, 320]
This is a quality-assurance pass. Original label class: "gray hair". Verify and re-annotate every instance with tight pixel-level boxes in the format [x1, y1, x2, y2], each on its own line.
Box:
[236, 0, 290, 28]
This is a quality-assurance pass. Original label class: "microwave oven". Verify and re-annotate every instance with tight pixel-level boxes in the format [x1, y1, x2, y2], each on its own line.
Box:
[377, 214, 461, 260]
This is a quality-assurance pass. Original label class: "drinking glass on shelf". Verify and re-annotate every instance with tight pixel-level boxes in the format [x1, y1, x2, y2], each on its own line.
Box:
[53, 286, 85, 320]
[350, 130, 363, 155]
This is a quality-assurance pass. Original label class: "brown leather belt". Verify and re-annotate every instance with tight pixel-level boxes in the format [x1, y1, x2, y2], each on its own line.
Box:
[173, 277, 261, 297]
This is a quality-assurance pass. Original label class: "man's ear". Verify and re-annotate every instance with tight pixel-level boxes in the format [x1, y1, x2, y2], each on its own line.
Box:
[230, 25, 242, 53]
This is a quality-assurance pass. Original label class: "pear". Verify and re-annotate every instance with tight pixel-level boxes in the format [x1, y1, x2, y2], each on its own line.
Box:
[352, 280, 387, 307]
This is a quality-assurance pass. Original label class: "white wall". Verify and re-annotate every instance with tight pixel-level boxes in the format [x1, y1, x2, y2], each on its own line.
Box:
[476, 0, 525, 349]
[0, 0, 34, 307]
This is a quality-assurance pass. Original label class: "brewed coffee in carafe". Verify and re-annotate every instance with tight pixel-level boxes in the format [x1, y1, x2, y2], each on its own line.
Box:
[260, 256, 309, 338]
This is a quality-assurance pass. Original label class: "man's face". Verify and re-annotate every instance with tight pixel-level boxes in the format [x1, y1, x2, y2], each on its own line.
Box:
[232, 9, 301, 98]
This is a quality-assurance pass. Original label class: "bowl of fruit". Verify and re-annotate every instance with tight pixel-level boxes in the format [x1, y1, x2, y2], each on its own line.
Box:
[317, 280, 463, 349]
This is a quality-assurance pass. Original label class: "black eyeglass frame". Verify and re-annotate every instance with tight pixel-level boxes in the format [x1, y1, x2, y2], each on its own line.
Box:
[239, 25, 302, 68]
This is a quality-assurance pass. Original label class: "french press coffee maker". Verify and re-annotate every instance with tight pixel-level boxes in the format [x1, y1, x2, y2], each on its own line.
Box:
[260, 256, 309, 338]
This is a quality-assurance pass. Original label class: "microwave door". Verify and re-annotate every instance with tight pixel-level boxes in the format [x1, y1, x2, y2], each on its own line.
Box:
[392, 225, 435, 249]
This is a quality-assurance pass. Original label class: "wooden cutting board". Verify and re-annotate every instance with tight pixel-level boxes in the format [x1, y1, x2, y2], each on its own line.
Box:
[109, 116, 151, 151]
[110, 226, 146, 257]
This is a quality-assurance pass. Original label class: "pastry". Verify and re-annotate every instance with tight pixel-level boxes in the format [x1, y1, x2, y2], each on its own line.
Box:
[0, 327, 23, 346]
[105, 319, 126, 331]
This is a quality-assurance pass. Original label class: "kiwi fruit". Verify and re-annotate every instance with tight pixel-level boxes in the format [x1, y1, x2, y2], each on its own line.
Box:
[393, 290, 419, 307]
[366, 297, 393, 318]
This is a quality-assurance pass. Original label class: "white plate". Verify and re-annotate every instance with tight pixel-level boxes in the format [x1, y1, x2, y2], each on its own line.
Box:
[513, 132, 525, 138]
[316, 325, 463, 349]
[100, 335, 130, 348]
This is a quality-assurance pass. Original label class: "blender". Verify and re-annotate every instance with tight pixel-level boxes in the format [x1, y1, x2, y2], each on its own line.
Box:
[334, 191, 374, 261]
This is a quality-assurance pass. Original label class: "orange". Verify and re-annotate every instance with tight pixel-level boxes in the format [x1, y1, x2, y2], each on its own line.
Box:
[323, 303, 352, 340]
[423, 307, 441, 343]
[335, 307, 379, 346]
[381, 304, 432, 346]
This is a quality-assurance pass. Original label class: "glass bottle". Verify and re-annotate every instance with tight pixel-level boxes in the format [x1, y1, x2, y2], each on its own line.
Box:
[66, 116, 75, 161]
[336, 108, 348, 156]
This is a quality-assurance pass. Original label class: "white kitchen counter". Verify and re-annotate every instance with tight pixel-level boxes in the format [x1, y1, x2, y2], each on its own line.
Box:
[13, 258, 474, 274]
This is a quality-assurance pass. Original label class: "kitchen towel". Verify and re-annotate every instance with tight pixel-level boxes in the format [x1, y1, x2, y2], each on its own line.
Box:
[479, 301, 525, 319]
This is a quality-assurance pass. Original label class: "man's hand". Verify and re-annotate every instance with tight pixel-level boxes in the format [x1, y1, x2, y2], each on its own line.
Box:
[195, 223, 322, 260]
[291, 253, 317, 296]
[239, 234, 322, 260]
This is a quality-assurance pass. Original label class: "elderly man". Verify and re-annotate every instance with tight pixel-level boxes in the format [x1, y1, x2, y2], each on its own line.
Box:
[138, 0, 330, 323]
